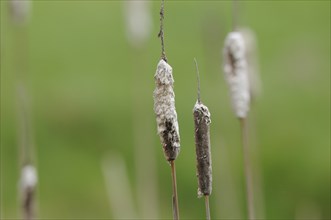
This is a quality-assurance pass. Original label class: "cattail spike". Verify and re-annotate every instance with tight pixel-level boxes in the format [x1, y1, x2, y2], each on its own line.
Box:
[223, 31, 250, 118]
[193, 62, 212, 198]
[154, 59, 180, 161]
[9, 0, 31, 25]
[20, 164, 37, 220]
[194, 58, 201, 103]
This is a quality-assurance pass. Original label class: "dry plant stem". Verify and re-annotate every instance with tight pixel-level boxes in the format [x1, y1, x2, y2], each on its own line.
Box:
[232, 0, 238, 31]
[240, 118, 255, 220]
[158, 0, 167, 61]
[204, 195, 211, 220]
[170, 160, 179, 220]
[194, 58, 201, 103]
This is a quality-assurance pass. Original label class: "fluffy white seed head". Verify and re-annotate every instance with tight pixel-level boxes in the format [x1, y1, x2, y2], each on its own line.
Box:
[223, 32, 250, 118]
[9, 0, 31, 25]
[20, 165, 37, 192]
[153, 59, 180, 161]
[124, 0, 152, 48]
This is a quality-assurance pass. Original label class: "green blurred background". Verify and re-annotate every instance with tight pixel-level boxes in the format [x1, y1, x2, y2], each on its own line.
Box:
[1, 0, 330, 219]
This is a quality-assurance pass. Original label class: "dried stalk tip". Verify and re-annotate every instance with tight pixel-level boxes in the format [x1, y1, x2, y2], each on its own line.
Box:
[154, 59, 180, 161]
[223, 31, 250, 118]
[193, 101, 212, 198]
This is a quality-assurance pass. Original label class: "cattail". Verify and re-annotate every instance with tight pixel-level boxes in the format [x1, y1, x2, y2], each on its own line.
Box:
[20, 164, 37, 220]
[194, 101, 212, 197]
[154, 1, 180, 219]
[123, 0, 152, 48]
[223, 30, 255, 220]
[9, 0, 31, 25]
[154, 59, 180, 161]
[223, 31, 250, 118]
[193, 59, 212, 220]
[193, 59, 212, 198]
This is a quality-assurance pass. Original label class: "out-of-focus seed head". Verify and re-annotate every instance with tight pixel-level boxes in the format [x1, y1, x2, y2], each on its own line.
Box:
[9, 0, 31, 25]
[20, 164, 37, 191]
[154, 59, 180, 161]
[124, 0, 152, 48]
[223, 31, 250, 118]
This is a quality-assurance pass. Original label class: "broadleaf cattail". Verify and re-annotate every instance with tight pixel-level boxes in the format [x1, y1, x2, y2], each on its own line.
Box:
[223, 31, 250, 118]
[20, 164, 37, 220]
[154, 59, 180, 161]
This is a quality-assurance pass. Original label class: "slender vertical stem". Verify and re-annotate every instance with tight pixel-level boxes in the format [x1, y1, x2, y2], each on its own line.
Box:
[194, 58, 201, 104]
[170, 160, 179, 220]
[232, 0, 238, 31]
[204, 195, 211, 220]
[240, 118, 255, 220]
[158, 0, 167, 62]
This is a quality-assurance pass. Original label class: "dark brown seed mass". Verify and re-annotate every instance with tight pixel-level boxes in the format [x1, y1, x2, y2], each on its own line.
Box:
[193, 101, 212, 197]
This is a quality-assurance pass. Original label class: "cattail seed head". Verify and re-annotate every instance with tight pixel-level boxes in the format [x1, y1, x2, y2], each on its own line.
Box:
[20, 164, 37, 220]
[193, 101, 212, 198]
[223, 31, 250, 118]
[20, 164, 37, 193]
[153, 59, 180, 161]
[124, 0, 152, 48]
[9, 0, 31, 25]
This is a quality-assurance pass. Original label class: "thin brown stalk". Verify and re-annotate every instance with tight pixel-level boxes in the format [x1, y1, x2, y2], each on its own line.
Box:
[240, 118, 255, 220]
[158, 0, 167, 62]
[170, 160, 179, 220]
[232, 0, 238, 31]
[204, 195, 211, 220]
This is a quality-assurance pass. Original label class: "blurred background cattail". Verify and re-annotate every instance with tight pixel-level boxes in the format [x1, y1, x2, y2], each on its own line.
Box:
[19, 164, 37, 220]
[223, 30, 256, 220]
[123, 0, 152, 49]
[9, 0, 31, 25]
[223, 31, 250, 119]
[8, 0, 38, 219]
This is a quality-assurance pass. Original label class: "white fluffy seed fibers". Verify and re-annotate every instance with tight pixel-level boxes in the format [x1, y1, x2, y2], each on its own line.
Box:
[223, 32, 250, 118]
[153, 59, 180, 161]
[20, 164, 37, 193]
[9, 0, 31, 24]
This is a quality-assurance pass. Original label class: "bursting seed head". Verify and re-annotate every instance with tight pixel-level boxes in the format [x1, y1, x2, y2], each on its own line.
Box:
[223, 32, 250, 118]
[153, 59, 180, 161]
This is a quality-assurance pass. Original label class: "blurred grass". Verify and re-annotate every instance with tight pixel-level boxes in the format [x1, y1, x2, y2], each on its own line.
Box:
[1, 0, 330, 219]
